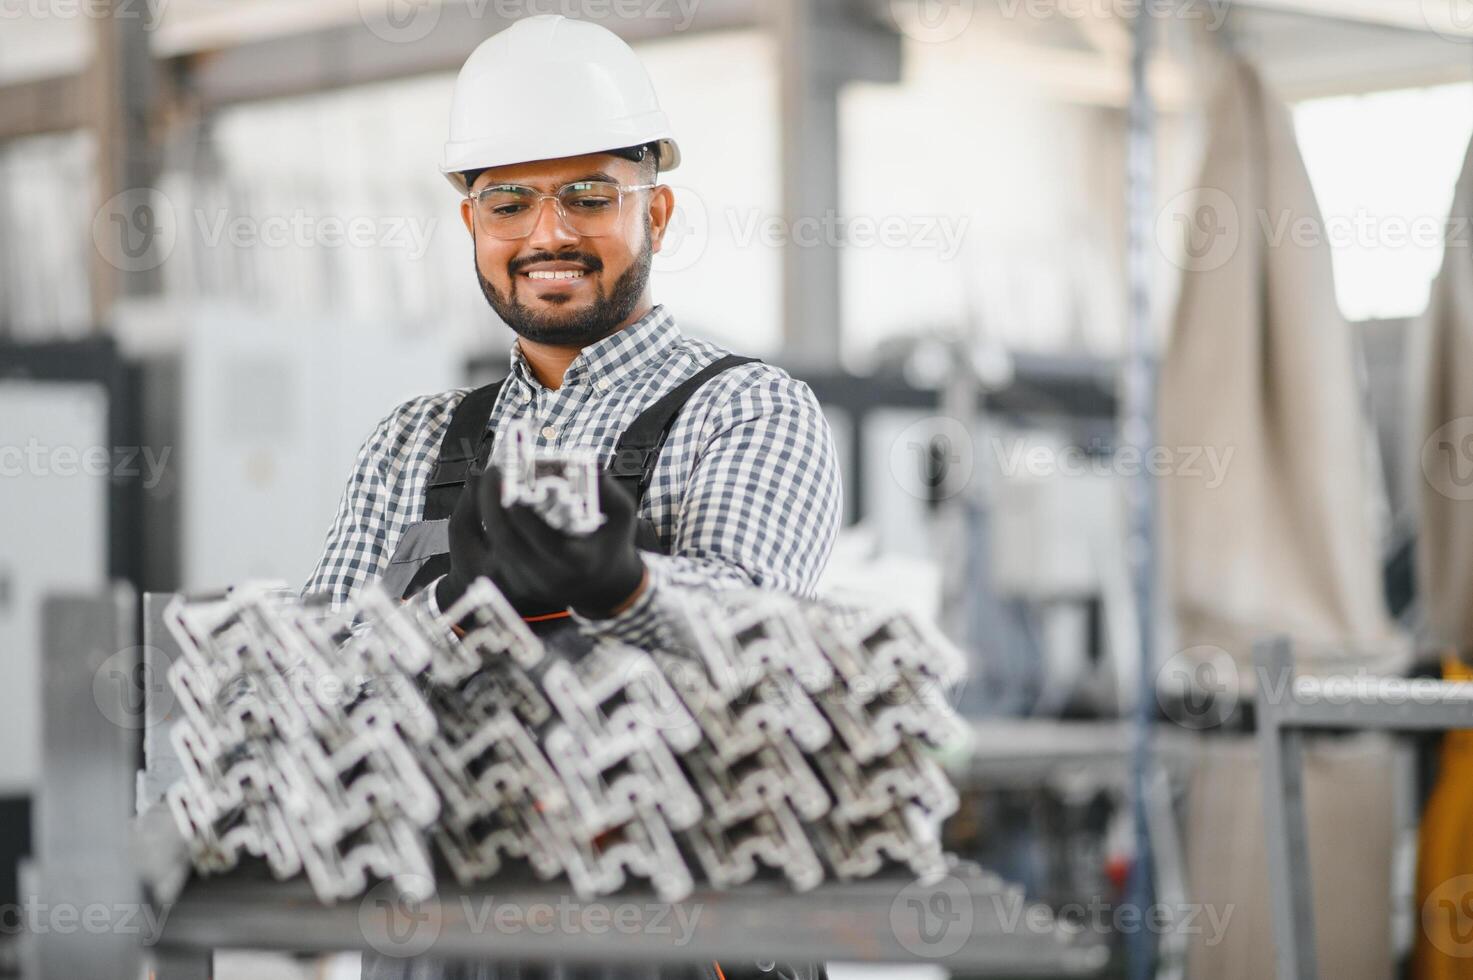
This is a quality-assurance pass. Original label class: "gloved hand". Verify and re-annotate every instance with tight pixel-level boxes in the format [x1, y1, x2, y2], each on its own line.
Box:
[479, 465, 648, 619]
[433, 471, 497, 612]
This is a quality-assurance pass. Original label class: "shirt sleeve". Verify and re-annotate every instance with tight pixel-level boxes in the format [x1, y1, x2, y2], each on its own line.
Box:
[301, 410, 397, 611]
[574, 370, 843, 646]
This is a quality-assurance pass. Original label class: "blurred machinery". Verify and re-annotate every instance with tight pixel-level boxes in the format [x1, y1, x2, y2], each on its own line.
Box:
[178, 308, 458, 590]
[0, 338, 142, 944]
[803, 344, 1121, 720]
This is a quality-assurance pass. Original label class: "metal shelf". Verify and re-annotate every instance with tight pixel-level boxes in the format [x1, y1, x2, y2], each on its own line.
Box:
[143, 860, 1108, 978]
[18, 587, 1122, 980]
[98, 592, 1111, 979]
[950, 720, 1202, 790]
[1254, 636, 1473, 980]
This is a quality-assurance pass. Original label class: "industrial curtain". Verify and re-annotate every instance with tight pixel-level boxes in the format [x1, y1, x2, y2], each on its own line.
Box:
[1158, 58, 1403, 678]
[1414, 134, 1473, 662]
[1161, 59, 1405, 980]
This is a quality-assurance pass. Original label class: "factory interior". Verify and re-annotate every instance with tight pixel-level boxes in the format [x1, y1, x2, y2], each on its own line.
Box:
[7, 0, 1473, 978]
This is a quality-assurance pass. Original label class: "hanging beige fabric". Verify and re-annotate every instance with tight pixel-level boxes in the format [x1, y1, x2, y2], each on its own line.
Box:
[1182, 733, 1397, 980]
[1413, 136, 1473, 663]
[1158, 59, 1405, 680]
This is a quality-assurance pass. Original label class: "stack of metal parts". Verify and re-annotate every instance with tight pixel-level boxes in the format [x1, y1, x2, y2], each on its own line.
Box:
[164, 573, 967, 907]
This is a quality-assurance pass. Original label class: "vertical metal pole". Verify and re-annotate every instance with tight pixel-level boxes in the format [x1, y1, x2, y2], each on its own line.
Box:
[769, 0, 897, 370]
[91, 0, 162, 326]
[36, 587, 141, 980]
[151, 948, 214, 980]
[1123, 9, 1158, 980]
[772, 0, 843, 370]
[139, 592, 188, 812]
[1254, 636, 1317, 980]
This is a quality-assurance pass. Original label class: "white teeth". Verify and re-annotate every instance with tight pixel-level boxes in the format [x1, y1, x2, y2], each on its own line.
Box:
[527, 269, 585, 280]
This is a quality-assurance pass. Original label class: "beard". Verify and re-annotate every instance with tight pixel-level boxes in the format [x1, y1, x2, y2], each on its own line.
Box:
[476, 231, 653, 348]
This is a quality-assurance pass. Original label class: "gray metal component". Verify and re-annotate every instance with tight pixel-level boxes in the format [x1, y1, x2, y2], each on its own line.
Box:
[1274, 676, 1473, 730]
[158, 584, 451, 904]
[134, 801, 194, 906]
[1122, 10, 1160, 980]
[133, 581, 1110, 973]
[156, 579, 971, 915]
[1251, 636, 1473, 980]
[498, 417, 605, 536]
[140, 592, 191, 811]
[1255, 637, 1320, 980]
[152, 948, 214, 980]
[950, 720, 1200, 789]
[91, 0, 164, 317]
[1145, 765, 1190, 980]
[35, 587, 141, 980]
[770, 0, 901, 367]
[151, 864, 1108, 974]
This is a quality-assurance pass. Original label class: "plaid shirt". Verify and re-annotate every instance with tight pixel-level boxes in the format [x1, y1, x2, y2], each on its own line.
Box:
[302, 305, 842, 645]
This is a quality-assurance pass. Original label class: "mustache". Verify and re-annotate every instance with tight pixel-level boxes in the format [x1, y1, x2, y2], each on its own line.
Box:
[507, 251, 604, 276]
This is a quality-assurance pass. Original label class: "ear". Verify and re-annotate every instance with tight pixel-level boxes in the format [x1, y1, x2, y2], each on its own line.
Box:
[460, 196, 475, 237]
[646, 184, 676, 254]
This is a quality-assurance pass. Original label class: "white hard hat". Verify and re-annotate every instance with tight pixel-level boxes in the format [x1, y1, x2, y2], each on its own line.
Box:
[441, 15, 681, 194]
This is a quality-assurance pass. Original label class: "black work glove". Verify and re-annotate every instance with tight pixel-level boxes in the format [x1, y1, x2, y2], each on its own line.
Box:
[479, 465, 648, 619]
[433, 471, 497, 612]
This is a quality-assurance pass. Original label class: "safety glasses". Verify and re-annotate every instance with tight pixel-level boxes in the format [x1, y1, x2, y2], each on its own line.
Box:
[467, 180, 656, 239]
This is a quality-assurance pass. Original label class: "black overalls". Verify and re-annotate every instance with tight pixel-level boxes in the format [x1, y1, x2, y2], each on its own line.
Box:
[364, 354, 824, 980]
[377, 353, 756, 610]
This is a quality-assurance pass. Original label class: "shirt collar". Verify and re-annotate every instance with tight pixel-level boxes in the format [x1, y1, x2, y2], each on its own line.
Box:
[507, 305, 678, 390]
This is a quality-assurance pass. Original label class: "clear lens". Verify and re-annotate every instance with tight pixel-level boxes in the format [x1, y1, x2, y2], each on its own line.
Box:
[474, 181, 627, 239]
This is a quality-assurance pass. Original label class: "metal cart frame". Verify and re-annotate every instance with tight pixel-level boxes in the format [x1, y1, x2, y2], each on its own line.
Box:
[1255, 636, 1473, 979]
[30, 588, 1111, 980]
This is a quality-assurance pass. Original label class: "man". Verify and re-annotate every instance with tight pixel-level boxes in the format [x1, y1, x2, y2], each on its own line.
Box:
[303, 14, 841, 980]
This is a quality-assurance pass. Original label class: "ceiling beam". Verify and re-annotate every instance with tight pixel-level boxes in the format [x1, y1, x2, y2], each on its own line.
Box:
[1225, 0, 1473, 37]
[183, 0, 758, 111]
[0, 74, 85, 140]
[0, 0, 758, 140]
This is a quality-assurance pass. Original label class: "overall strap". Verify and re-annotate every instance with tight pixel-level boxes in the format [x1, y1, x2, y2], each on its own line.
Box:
[422, 379, 506, 521]
[608, 354, 760, 504]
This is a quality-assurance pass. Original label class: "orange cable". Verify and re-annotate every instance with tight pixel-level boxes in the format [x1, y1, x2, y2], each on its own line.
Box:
[522, 610, 573, 623]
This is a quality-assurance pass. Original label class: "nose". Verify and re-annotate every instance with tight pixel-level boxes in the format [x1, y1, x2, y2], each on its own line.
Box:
[525, 195, 580, 252]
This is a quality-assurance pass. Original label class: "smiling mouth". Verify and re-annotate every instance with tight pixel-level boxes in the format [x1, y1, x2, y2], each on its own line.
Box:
[525, 269, 587, 281]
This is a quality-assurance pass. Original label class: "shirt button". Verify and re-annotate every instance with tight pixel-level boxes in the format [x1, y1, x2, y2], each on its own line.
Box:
[596, 378, 612, 392]
[519, 389, 531, 402]
[541, 425, 558, 440]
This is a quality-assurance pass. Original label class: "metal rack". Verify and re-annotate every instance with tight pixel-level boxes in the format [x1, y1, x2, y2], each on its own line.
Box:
[1254, 636, 1473, 980]
[138, 855, 1109, 978]
[31, 588, 1112, 980]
